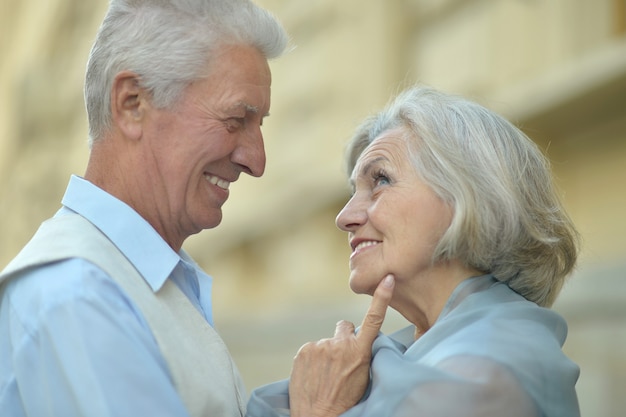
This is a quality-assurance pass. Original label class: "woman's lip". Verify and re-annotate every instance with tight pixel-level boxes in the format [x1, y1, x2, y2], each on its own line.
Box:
[350, 240, 381, 258]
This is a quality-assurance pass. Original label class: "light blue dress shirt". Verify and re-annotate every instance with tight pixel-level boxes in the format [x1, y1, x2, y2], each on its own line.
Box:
[0, 175, 215, 417]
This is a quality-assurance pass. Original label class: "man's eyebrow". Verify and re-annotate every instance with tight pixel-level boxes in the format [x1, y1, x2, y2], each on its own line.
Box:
[229, 102, 269, 118]
[243, 103, 259, 113]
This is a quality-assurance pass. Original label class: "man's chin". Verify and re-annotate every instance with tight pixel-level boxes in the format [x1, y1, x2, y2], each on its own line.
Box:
[200, 210, 223, 230]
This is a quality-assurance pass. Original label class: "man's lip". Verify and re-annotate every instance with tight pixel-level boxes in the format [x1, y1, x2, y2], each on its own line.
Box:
[203, 173, 232, 190]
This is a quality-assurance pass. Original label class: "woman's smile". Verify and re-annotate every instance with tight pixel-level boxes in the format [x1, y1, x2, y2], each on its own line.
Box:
[350, 239, 381, 259]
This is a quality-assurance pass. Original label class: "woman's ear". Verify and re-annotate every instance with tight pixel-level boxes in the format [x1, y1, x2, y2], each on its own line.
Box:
[110, 71, 147, 141]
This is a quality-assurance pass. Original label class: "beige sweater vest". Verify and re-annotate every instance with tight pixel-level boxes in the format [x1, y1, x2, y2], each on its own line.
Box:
[0, 214, 247, 417]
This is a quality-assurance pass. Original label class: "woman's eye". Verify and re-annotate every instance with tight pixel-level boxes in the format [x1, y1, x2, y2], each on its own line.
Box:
[373, 171, 390, 186]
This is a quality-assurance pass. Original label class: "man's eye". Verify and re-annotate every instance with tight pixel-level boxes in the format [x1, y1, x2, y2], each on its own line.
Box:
[225, 118, 245, 131]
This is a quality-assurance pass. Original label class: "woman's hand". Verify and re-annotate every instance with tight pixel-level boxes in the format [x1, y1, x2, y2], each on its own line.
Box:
[289, 275, 395, 417]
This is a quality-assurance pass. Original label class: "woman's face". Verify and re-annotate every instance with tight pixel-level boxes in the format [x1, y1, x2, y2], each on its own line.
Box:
[336, 129, 453, 296]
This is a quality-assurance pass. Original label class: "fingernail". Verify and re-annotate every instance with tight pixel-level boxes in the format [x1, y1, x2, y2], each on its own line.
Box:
[382, 274, 394, 288]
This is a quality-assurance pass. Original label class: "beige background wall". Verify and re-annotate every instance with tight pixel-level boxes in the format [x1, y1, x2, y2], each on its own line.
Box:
[1, 1, 625, 416]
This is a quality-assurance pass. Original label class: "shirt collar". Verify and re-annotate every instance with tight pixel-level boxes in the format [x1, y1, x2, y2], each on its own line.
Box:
[59, 175, 181, 292]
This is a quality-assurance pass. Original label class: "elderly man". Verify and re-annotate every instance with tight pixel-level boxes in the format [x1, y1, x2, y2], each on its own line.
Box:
[0, 1, 288, 416]
[0, 1, 397, 416]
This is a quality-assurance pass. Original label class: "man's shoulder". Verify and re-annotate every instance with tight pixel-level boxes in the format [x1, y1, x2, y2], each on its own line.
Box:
[1, 214, 120, 283]
[0, 256, 151, 346]
[2, 258, 122, 314]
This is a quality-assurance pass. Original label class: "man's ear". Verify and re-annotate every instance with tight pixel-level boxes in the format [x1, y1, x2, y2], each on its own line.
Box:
[111, 71, 148, 141]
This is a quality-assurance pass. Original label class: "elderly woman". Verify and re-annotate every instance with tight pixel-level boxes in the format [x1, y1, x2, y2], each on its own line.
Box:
[247, 85, 581, 417]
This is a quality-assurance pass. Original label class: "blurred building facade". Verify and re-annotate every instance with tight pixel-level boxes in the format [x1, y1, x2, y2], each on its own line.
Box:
[1, 0, 625, 415]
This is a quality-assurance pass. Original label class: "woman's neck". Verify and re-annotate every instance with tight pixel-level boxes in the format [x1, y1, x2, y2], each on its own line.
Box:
[391, 260, 484, 338]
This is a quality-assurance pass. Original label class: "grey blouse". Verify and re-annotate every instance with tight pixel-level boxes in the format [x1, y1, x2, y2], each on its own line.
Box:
[246, 275, 580, 417]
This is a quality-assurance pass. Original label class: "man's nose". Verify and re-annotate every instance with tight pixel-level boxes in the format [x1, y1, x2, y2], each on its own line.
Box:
[233, 125, 266, 177]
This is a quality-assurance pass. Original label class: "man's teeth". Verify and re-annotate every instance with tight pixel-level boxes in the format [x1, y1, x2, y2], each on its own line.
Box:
[205, 174, 230, 190]
[355, 241, 379, 251]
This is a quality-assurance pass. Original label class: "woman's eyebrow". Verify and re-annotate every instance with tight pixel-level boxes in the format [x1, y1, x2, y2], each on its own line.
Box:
[349, 156, 386, 188]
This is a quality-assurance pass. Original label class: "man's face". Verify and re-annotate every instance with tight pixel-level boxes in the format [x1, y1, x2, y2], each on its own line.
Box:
[139, 44, 272, 248]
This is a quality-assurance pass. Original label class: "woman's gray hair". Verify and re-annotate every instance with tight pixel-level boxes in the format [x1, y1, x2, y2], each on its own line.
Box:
[345, 85, 580, 307]
[84, 0, 289, 145]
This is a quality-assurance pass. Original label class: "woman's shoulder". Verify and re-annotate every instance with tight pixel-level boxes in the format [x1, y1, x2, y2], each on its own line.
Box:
[408, 277, 571, 367]
[441, 275, 567, 333]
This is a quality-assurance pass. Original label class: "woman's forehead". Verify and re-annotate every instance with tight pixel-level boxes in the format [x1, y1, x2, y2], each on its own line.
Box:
[359, 129, 408, 161]
[351, 130, 411, 178]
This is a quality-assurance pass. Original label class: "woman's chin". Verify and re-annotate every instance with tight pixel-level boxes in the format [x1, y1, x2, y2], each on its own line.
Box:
[349, 274, 378, 296]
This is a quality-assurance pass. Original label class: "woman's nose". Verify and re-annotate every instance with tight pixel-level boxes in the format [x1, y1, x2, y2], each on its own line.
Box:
[336, 193, 367, 232]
